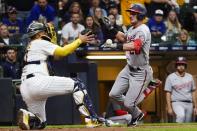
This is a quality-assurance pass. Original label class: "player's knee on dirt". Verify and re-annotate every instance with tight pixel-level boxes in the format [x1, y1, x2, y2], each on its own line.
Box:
[29, 115, 47, 129]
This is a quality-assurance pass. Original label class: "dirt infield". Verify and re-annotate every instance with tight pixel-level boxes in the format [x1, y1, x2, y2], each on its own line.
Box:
[0, 127, 126, 131]
[1, 124, 197, 131]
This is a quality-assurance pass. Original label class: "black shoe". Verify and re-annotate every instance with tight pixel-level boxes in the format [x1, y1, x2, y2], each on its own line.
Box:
[127, 112, 144, 127]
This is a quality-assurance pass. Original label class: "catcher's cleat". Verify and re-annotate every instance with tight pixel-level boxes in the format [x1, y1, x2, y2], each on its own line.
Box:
[85, 117, 102, 128]
[127, 112, 144, 127]
[148, 79, 162, 88]
[17, 109, 30, 130]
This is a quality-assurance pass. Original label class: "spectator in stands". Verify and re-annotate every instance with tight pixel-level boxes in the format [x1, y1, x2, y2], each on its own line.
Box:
[108, 1, 123, 27]
[26, 0, 56, 26]
[62, 2, 84, 25]
[174, 29, 196, 46]
[0, 24, 10, 46]
[165, 56, 197, 123]
[148, 9, 166, 43]
[1, 47, 21, 79]
[165, 10, 181, 42]
[7, 0, 35, 23]
[84, 16, 103, 46]
[2, 6, 24, 35]
[179, 1, 193, 31]
[0, 0, 7, 19]
[147, 0, 180, 19]
[89, 0, 107, 17]
[61, 13, 85, 45]
[100, 0, 111, 11]
[93, 7, 105, 27]
[190, 6, 197, 41]
[0, 24, 22, 45]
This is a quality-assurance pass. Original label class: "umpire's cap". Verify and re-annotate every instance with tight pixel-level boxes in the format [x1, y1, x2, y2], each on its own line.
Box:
[126, 4, 147, 20]
[175, 56, 187, 66]
[27, 21, 47, 38]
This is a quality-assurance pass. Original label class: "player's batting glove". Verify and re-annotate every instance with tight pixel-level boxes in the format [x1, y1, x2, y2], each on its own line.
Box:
[100, 17, 119, 37]
[101, 17, 113, 30]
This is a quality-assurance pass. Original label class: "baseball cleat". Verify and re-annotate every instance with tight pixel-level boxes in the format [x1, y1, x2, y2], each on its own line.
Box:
[17, 109, 30, 130]
[85, 117, 102, 128]
[127, 112, 144, 127]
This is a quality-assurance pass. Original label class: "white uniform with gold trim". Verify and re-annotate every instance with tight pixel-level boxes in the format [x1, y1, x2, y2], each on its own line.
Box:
[20, 39, 75, 122]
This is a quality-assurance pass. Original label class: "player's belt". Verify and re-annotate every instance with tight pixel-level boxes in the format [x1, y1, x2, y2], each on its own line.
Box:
[26, 73, 35, 79]
[171, 100, 192, 103]
[24, 61, 41, 65]
[128, 64, 149, 71]
[128, 66, 141, 71]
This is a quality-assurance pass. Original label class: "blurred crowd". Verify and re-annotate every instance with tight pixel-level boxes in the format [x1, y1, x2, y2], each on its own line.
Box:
[0, 0, 197, 78]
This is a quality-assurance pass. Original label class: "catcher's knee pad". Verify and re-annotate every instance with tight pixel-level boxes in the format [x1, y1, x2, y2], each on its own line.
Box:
[72, 78, 97, 117]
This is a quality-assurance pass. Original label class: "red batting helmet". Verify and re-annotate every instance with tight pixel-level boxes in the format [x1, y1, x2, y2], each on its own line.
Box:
[175, 56, 187, 67]
[126, 4, 147, 20]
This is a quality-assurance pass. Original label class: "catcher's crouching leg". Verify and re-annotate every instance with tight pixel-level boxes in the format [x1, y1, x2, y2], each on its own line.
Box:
[72, 78, 111, 127]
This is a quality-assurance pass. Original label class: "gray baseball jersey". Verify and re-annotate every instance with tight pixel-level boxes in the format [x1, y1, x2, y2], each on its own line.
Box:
[109, 24, 153, 119]
[164, 72, 196, 122]
[164, 72, 196, 102]
[126, 24, 151, 67]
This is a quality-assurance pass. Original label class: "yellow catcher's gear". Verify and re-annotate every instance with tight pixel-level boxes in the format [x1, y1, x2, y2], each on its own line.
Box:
[54, 39, 82, 57]
[46, 23, 57, 44]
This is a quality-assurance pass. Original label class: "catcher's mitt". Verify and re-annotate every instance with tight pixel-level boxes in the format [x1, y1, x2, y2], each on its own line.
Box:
[81, 29, 93, 36]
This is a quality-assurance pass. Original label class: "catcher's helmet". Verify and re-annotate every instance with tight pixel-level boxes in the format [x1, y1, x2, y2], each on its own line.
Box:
[27, 21, 47, 38]
[175, 56, 187, 67]
[126, 4, 147, 20]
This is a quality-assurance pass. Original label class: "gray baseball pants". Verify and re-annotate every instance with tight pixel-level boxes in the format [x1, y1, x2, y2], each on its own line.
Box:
[109, 64, 152, 119]
[172, 102, 193, 122]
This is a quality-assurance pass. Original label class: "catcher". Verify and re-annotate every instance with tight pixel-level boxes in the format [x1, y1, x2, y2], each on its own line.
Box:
[17, 21, 108, 130]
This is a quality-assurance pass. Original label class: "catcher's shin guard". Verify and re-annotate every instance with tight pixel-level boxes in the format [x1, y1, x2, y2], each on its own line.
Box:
[72, 78, 97, 118]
